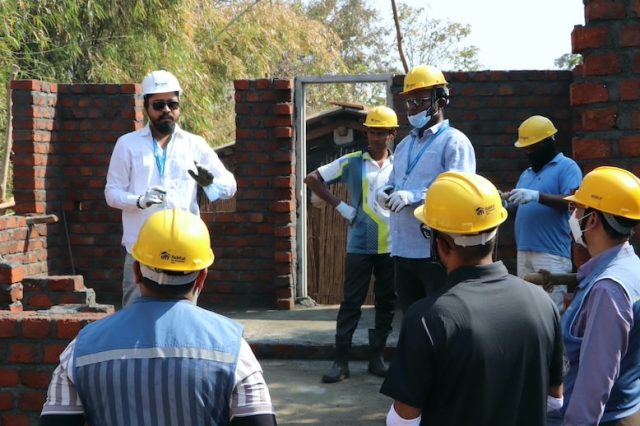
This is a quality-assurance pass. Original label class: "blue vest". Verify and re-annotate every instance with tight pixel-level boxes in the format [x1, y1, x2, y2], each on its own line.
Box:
[562, 244, 640, 422]
[73, 298, 243, 426]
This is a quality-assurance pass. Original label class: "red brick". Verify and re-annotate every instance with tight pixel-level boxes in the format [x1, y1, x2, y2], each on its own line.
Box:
[42, 344, 66, 364]
[47, 276, 84, 292]
[11, 80, 41, 91]
[0, 369, 19, 387]
[274, 226, 295, 238]
[570, 83, 609, 105]
[274, 251, 293, 264]
[572, 26, 610, 52]
[255, 79, 271, 90]
[8, 343, 37, 363]
[234, 80, 250, 91]
[26, 293, 53, 308]
[276, 298, 293, 310]
[0, 318, 17, 338]
[572, 137, 612, 160]
[0, 263, 24, 284]
[620, 136, 640, 156]
[0, 392, 13, 410]
[274, 103, 293, 115]
[586, 0, 625, 21]
[633, 111, 640, 129]
[620, 80, 640, 101]
[0, 414, 29, 426]
[583, 53, 621, 76]
[274, 79, 293, 90]
[622, 24, 640, 47]
[22, 317, 51, 339]
[275, 127, 293, 139]
[20, 370, 51, 390]
[19, 391, 46, 411]
[580, 107, 617, 130]
[271, 200, 295, 213]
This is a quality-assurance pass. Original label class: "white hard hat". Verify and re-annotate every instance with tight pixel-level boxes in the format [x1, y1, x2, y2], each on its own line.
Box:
[141, 70, 182, 97]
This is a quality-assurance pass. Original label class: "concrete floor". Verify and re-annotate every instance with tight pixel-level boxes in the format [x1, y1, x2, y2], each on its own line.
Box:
[262, 360, 389, 425]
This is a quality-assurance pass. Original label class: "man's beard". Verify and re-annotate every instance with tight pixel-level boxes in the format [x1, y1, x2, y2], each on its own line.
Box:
[527, 140, 557, 172]
[152, 115, 176, 135]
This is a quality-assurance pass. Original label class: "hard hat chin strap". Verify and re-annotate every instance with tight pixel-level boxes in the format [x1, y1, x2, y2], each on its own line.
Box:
[447, 228, 498, 247]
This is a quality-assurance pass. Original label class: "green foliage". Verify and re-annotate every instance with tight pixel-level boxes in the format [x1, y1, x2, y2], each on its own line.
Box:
[554, 53, 582, 70]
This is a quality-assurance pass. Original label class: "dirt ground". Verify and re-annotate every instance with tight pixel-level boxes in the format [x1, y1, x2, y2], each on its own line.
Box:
[262, 359, 389, 425]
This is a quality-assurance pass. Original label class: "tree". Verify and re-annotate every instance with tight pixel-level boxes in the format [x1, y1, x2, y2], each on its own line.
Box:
[554, 53, 582, 70]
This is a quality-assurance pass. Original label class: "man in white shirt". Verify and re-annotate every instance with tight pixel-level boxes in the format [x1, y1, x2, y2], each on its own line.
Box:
[105, 70, 237, 307]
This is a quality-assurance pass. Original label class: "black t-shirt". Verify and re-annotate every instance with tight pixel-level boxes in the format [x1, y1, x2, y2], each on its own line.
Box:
[380, 261, 563, 426]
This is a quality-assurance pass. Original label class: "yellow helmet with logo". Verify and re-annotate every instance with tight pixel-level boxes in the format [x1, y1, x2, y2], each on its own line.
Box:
[514, 115, 558, 148]
[364, 105, 399, 128]
[132, 208, 214, 272]
[565, 166, 640, 220]
[414, 172, 508, 235]
[401, 64, 448, 94]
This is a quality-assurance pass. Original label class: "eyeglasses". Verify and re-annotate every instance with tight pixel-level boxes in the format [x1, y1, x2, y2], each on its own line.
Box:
[405, 97, 433, 109]
[151, 101, 180, 111]
[567, 202, 586, 214]
[420, 223, 432, 239]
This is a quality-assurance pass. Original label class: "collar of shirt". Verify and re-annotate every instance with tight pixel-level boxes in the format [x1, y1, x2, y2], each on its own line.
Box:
[409, 119, 449, 141]
[446, 261, 509, 288]
[362, 150, 393, 167]
[577, 241, 630, 281]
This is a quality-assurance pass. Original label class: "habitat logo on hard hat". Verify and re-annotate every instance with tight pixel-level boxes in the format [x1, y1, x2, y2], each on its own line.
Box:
[160, 251, 186, 264]
[475, 205, 496, 216]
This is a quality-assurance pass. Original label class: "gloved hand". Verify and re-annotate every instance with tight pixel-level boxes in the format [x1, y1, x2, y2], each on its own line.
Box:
[138, 186, 166, 209]
[388, 190, 414, 213]
[336, 201, 357, 223]
[188, 161, 214, 187]
[376, 185, 394, 210]
[508, 188, 539, 205]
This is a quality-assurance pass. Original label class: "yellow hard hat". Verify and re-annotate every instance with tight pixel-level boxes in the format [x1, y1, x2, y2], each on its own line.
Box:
[514, 115, 558, 148]
[132, 208, 214, 272]
[565, 166, 640, 220]
[364, 105, 399, 128]
[414, 172, 508, 235]
[401, 65, 448, 95]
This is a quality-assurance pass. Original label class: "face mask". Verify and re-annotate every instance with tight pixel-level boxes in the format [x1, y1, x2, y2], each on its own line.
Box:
[568, 210, 591, 248]
[408, 110, 431, 129]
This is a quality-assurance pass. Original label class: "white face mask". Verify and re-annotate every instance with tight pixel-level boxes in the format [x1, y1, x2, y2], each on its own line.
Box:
[407, 110, 431, 129]
[568, 210, 592, 248]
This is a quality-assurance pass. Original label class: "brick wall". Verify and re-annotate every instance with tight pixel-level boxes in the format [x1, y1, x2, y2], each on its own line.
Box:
[391, 71, 574, 271]
[570, 0, 640, 174]
[0, 310, 106, 426]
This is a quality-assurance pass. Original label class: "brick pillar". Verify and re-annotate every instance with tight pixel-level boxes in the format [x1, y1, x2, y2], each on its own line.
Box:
[570, 0, 640, 173]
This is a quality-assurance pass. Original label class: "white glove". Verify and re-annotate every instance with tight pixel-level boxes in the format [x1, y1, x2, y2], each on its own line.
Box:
[376, 185, 394, 210]
[388, 190, 414, 213]
[137, 186, 166, 209]
[336, 201, 357, 223]
[547, 395, 563, 412]
[508, 188, 539, 205]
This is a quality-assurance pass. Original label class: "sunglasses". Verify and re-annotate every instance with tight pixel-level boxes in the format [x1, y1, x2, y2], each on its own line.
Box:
[151, 101, 180, 111]
[405, 97, 433, 109]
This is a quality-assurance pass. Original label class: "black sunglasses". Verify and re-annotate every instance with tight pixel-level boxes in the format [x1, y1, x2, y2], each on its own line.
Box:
[151, 101, 180, 111]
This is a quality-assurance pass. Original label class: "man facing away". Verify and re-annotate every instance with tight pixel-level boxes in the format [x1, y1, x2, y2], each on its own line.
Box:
[105, 70, 237, 308]
[305, 105, 398, 383]
[381, 171, 563, 426]
[548, 166, 640, 426]
[40, 208, 276, 426]
[377, 64, 476, 313]
[507, 115, 582, 312]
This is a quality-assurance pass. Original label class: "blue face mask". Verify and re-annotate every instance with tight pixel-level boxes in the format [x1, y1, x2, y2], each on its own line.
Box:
[407, 110, 431, 129]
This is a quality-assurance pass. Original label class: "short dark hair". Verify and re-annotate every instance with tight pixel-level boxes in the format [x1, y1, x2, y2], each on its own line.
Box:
[140, 269, 196, 298]
[593, 209, 639, 240]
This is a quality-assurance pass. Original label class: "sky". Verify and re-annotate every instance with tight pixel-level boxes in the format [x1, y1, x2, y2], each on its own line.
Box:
[371, 0, 585, 70]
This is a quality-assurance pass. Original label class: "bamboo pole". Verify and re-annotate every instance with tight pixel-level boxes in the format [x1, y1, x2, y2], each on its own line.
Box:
[0, 65, 20, 203]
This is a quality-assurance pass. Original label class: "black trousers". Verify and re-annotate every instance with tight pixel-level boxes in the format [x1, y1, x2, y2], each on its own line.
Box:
[394, 256, 446, 313]
[335, 253, 396, 340]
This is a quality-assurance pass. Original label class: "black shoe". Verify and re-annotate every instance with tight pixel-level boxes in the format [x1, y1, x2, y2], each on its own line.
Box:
[322, 361, 350, 383]
[367, 329, 388, 377]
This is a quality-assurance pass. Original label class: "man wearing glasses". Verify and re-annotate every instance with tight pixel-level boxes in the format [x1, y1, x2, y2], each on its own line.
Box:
[506, 115, 582, 313]
[377, 64, 475, 313]
[105, 70, 237, 308]
[547, 166, 640, 426]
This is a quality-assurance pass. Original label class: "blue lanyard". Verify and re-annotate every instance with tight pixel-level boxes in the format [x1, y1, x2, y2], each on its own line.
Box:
[152, 134, 172, 178]
[404, 124, 447, 179]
